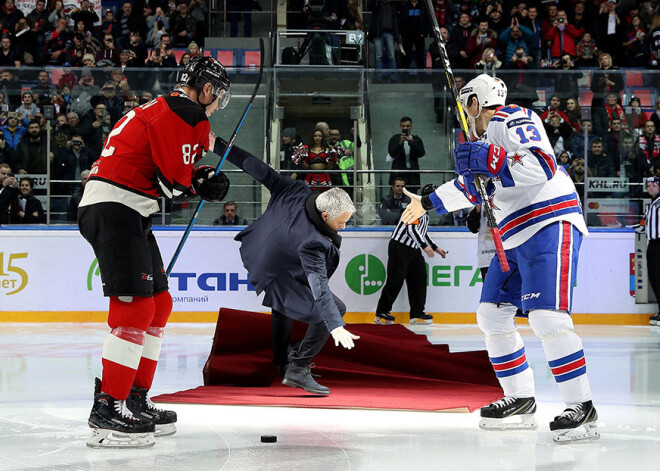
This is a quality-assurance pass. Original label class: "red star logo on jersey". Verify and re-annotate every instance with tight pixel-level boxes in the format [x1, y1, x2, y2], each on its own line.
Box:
[509, 153, 524, 166]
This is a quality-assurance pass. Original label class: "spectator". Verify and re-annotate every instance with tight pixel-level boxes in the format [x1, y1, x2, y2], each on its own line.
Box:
[625, 96, 645, 133]
[367, 0, 399, 75]
[465, 17, 498, 68]
[116, 1, 146, 46]
[448, 12, 472, 69]
[124, 30, 149, 66]
[501, 46, 535, 107]
[621, 134, 649, 193]
[593, 92, 628, 138]
[0, 0, 25, 34]
[557, 150, 572, 173]
[44, 17, 70, 65]
[1, 111, 26, 152]
[587, 138, 616, 177]
[52, 133, 96, 184]
[604, 117, 630, 168]
[71, 0, 99, 34]
[16, 120, 48, 174]
[30, 70, 52, 106]
[575, 32, 599, 67]
[50, 90, 67, 118]
[227, 0, 253, 38]
[564, 97, 582, 133]
[551, 53, 580, 101]
[379, 177, 410, 225]
[544, 9, 583, 61]
[387, 116, 425, 194]
[543, 113, 574, 156]
[330, 127, 358, 187]
[291, 128, 339, 190]
[66, 34, 87, 67]
[569, 157, 590, 205]
[520, 4, 542, 67]
[213, 201, 249, 225]
[92, 82, 124, 126]
[12, 17, 36, 66]
[540, 95, 571, 124]
[475, 47, 502, 75]
[569, 119, 599, 159]
[590, 52, 624, 108]
[188, 0, 209, 45]
[47, 0, 66, 29]
[10, 177, 44, 224]
[0, 70, 21, 109]
[341, 0, 363, 31]
[96, 33, 121, 67]
[0, 162, 18, 224]
[101, 9, 119, 37]
[146, 8, 169, 47]
[147, 35, 177, 90]
[570, 1, 591, 34]
[178, 52, 191, 66]
[596, 0, 623, 63]
[374, 184, 446, 326]
[15, 91, 40, 118]
[280, 127, 302, 180]
[67, 169, 91, 222]
[69, 72, 99, 118]
[647, 14, 660, 70]
[486, 2, 507, 37]
[0, 36, 20, 68]
[650, 97, 660, 131]
[499, 17, 532, 65]
[0, 127, 12, 168]
[399, 0, 430, 70]
[170, 2, 197, 47]
[621, 15, 646, 67]
[636, 120, 660, 173]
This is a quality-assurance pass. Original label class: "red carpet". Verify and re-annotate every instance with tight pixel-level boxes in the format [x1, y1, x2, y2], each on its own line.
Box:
[154, 308, 503, 412]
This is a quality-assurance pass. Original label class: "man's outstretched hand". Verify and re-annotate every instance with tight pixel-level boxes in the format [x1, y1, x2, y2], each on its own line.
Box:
[400, 188, 427, 224]
[330, 326, 360, 349]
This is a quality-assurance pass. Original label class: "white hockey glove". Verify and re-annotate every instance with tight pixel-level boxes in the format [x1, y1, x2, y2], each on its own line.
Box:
[330, 326, 360, 350]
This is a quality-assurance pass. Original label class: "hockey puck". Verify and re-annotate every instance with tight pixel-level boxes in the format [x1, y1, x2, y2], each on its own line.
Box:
[261, 435, 277, 443]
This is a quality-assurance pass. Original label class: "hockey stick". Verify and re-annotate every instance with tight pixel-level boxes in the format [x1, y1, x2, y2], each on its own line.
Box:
[423, 0, 509, 271]
[166, 38, 265, 276]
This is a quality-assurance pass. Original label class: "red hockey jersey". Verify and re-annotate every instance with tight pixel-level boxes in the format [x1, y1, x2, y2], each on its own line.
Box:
[80, 92, 210, 216]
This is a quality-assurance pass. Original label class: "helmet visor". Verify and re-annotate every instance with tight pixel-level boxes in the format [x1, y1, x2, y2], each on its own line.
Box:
[216, 89, 230, 110]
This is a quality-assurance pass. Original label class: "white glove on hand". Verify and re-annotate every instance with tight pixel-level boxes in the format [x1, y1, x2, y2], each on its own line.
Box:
[330, 326, 360, 350]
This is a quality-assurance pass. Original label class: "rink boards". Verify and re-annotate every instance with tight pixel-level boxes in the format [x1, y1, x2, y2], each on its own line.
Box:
[0, 228, 654, 324]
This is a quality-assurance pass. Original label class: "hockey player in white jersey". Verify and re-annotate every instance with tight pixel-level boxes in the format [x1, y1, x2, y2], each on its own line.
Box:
[401, 74, 598, 443]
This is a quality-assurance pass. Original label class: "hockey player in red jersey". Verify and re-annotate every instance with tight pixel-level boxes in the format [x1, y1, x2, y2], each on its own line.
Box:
[78, 56, 231, 449]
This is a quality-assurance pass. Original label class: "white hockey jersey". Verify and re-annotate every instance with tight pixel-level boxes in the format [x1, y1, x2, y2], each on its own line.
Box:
[432, 104, 589, 249]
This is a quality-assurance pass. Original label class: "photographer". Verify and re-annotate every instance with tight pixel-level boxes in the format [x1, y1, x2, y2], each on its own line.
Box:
[551, 53, 580, 101]
[148, 35, 178, 90]
[387, 116, 425, 194]
[501, 46, 536, 109]
[499, 17, 533, 65]
[544, 9, 583, 61]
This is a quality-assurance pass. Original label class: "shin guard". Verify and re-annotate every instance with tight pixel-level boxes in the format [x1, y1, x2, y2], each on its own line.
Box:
[529, 309, 592, 404]
[102, 296, 155, 400]
[133, 291, 172, 390]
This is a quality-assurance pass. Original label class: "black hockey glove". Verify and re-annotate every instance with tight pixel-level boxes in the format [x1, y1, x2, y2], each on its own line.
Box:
[191, 165, 230, 202]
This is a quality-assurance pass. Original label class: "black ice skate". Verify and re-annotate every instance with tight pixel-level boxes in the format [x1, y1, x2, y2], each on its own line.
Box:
[374, 313, 395, 325]
[649, 313, 660, 326]
[87, 378, 155, 449]
[550, 400, 599, 444]
[282, 364, 330, 395]
[479, 396, 538, 431]
[127, 386, 177, 437]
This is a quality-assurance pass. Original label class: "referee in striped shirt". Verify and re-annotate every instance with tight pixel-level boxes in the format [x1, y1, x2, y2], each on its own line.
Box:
[644, 176, 660, 325]
[375, 184, 447, 325]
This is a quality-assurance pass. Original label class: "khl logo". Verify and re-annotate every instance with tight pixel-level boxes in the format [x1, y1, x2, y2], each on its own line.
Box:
[345, 254, 386, 295]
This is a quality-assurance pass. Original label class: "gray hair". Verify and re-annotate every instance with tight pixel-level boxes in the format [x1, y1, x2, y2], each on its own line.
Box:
[315, 188, 356, 220]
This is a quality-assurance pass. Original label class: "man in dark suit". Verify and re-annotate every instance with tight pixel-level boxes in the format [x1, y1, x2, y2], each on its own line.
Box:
[215, 137, 359, 395]
[388, 116, 425, 194]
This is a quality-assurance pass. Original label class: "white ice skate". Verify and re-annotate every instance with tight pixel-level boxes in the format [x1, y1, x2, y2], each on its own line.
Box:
[479, 396, 538, 431]
[550, 401, 599, 444]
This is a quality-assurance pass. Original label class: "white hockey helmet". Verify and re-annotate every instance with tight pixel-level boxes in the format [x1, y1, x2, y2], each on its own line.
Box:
[459, 74, 508, 112]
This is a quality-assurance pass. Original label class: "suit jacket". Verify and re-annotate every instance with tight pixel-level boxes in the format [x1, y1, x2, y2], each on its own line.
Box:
[223, 140, 345, 332]
[0, 184, 17, 224]
[388, 133, 425, 186]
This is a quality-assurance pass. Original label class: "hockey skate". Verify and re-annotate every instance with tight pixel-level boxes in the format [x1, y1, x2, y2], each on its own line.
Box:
[374, 313, 395, 325]
[479, 397, 538, 431]
[649, 313, 660, 326]
[409, 314, 433, 325]
[127, 386, 177, 437]
[87, 378, 155, 449]
[550, 400, 599, 444]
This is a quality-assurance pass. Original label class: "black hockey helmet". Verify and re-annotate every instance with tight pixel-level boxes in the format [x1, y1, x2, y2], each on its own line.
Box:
[177, 56, 231, 109]
[421, 184, 438, 196]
